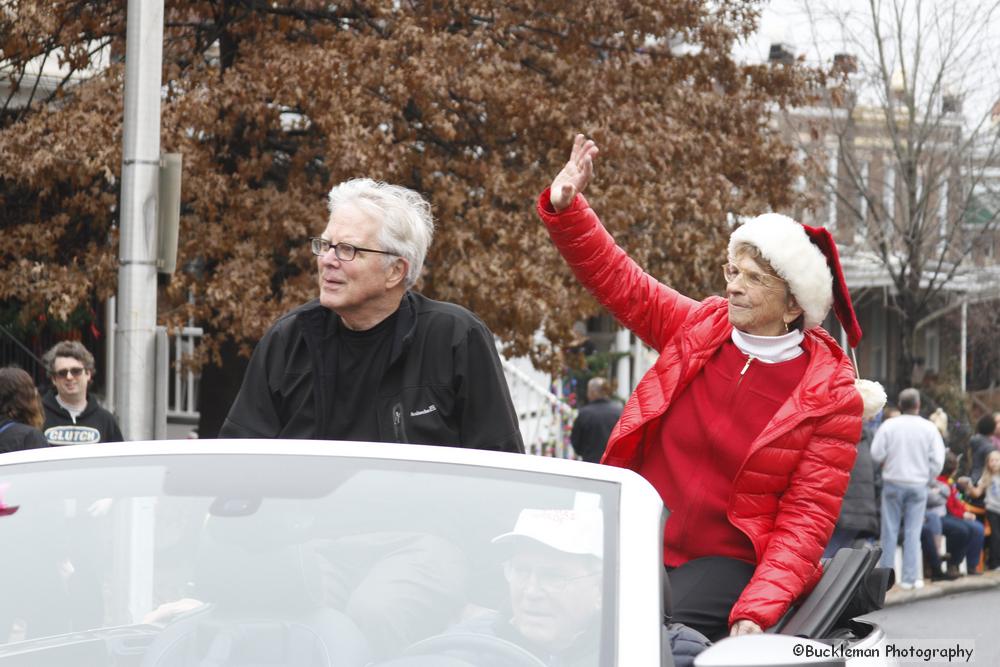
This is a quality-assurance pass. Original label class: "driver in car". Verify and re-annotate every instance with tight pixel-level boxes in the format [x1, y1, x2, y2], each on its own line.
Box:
[433, 508, 604, 667]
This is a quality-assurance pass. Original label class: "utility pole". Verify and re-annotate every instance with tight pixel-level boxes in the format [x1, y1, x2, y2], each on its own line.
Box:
[115, 0, 164, 441]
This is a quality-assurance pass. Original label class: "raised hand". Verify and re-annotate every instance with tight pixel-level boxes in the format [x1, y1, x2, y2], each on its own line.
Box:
[549, 133, 599, 212]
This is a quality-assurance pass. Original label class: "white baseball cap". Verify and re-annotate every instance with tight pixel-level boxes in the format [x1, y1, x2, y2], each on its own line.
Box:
[492, 508, 603, 559]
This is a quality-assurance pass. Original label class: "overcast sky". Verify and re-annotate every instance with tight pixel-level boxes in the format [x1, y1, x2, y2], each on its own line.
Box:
[736, 0, 1000, 127]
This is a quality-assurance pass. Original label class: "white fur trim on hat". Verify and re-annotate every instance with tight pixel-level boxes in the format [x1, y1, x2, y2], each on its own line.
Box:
[728, 213, 834, 330]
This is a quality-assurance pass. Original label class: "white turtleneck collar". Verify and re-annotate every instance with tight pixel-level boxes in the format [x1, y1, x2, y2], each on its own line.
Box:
[731, 327, 804, 364]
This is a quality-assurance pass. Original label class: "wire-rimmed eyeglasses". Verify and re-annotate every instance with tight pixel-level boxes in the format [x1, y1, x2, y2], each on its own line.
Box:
[502, 560, 601, 594]
[53, 367, 87, 379]
[310, 237, 400, 262]
[721, 262, 783, 290]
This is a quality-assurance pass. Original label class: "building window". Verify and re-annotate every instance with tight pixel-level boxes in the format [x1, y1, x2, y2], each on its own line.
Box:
[870, 297, 888, 380]
[925, 325, 940, 373]
[938, 179, 948, 256]
[883, 161, 895, 224]
[856, 160, 869, 243]
[827, 140, 839, 230]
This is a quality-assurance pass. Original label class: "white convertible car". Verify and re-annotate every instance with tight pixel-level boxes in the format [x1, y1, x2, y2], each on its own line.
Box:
[0, 441, 891, 666]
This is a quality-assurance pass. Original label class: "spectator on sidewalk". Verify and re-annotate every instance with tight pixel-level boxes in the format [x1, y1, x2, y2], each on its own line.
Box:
[0, 367, 50, 453]
[871, 388, 946, 589]
[929, 408, 949, 442]
[925, 463, 971, 580]
[961, 449, 1000, 571]
[992, 412, 1000, 451]
[570, 377, 622, 463]
[824, 418, 879, 558]
[937, 451, 985, 576]
[968, 414, 997, 484]
[919, 516, 961, 582]
[40, 342, 123, 631]
[41, 341, 124, 445]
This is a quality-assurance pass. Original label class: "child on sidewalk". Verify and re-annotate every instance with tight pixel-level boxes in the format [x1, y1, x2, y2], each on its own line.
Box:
[962, 450, 1000, 571]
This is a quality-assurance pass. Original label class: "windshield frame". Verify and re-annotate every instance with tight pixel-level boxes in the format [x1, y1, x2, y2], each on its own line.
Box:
[0, 440, 664, 665]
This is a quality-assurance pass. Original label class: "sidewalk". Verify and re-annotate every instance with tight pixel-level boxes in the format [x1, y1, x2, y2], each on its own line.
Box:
[884, 568, 1000, 607]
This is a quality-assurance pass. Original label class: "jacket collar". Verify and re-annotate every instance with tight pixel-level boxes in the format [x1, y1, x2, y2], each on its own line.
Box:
[299, 291, 418, 369]
[683, 302, 852, 407]
[676, 301, 857, 449]
[389, 292, 419, 366]
[749, 327, 858, 450]
[42, 389, 98, 420]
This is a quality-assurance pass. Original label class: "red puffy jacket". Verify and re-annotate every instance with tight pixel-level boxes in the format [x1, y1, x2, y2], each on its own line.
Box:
[538, 191, 862, 630]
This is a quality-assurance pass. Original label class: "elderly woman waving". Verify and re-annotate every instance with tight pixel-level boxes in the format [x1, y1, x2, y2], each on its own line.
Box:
[537, 135, 885, 641]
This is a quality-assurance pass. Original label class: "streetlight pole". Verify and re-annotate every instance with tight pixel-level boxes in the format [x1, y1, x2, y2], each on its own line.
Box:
[115, 0, 164, 441]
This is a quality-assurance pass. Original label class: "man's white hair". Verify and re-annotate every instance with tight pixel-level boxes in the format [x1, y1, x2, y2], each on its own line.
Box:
[326, 178, 435, 289]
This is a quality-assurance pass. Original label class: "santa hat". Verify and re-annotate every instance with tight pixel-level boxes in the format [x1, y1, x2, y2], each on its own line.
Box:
[728, 214, 886, 419]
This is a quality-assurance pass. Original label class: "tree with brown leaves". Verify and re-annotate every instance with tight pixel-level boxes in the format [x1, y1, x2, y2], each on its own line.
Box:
[1, 1, 815, 432]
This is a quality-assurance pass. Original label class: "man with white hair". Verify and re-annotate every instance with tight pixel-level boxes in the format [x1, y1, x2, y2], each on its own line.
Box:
[221, 178, 523, 453]
[870, 387, 946, 589]
[429, 507, 708, 667]
[440, 508, 605, 667]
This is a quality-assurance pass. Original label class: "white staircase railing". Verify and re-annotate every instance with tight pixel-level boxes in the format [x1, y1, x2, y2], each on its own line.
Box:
[500, 357, 577, 458]
[167, 326, 202, 422]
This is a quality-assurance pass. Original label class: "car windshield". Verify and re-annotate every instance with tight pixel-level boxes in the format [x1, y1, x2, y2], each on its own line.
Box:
[0, 453, 619, 667]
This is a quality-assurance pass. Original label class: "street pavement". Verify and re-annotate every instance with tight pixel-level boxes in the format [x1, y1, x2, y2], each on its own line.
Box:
[884, 567, 1000, 607]
[863, 587, 999, 666]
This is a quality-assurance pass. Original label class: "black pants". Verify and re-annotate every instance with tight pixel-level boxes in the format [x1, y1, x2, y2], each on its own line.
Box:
[666, 556, 756, 642]
[986, 510, 1000, 570]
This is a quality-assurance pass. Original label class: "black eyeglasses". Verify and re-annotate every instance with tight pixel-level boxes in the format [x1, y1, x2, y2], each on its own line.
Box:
[54, 367, 86, 379]
[309, 238, 400, 262]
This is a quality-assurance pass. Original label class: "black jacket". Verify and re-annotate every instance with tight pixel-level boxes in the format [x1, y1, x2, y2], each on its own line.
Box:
[969, 434, 996, 484]
[835, 425, 879, 536]
[220, 292, 524, 453]
[42, 391, 125, 446]
[0, 420, 50, 454]
[570, 398, 622, 463]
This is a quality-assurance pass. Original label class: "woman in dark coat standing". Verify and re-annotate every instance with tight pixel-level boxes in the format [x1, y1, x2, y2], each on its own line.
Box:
[823, 421, 879, 557]
[0, 367, 50, 453]
[969, 414, 997, 484]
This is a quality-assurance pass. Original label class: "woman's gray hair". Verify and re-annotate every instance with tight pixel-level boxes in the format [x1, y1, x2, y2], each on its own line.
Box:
[729, 242, 783, 284]
[327, 178, 435, 289]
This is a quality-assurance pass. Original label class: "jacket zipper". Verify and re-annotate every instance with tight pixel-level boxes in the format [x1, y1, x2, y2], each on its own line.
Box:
[392, 403, 404, 442]
[736, 355, 755, 389]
